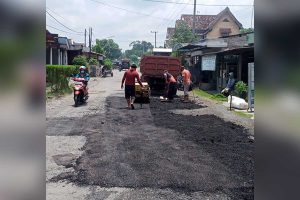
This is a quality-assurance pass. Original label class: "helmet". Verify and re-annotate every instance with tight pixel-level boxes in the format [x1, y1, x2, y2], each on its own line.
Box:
[79, 66, 86, 71]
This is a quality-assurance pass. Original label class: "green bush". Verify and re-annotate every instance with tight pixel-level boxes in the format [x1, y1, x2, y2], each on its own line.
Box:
[72, 55, 87, 66]
[46, 65, 79, 92]
[235, 81, 248, 98]
[103, 58, 113, 70]
[88, 58, 98, 65]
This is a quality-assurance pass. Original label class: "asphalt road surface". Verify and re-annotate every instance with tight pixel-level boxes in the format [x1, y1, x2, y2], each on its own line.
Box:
[46, 70, 254, 200]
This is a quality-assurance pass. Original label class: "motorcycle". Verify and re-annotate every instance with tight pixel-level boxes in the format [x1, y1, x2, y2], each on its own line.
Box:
[101, 66, 113, 77]
[71, 77, 89, 107]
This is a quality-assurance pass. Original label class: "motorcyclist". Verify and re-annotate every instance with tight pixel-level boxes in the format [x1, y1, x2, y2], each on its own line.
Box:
[75, 66, 90, 84]
[75, 66, 90, 95]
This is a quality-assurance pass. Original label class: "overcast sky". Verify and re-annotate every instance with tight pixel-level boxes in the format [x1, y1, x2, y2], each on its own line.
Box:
[46, 0, 254, 51]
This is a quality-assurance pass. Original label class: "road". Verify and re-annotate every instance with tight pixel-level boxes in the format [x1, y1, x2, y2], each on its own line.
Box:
[46, 70, 254, 200]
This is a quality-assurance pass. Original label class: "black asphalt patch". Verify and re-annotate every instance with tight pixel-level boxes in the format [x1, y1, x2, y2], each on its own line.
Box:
[53, 96, 254, 199]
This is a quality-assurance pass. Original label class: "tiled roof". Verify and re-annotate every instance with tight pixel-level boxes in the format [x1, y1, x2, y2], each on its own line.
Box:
[165, 7, 243, 43]
[178, 7, 243, 31]
[180, 15, 217, 30]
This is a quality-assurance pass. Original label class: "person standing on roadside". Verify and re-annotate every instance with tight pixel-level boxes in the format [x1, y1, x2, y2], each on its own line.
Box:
[162, 70, 177, 102]
[180, 66, 191, 102]
[121, 64, 143, 109]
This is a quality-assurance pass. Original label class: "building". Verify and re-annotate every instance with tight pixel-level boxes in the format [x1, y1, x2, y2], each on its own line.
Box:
[165, 7, 243, 48]
[177, 32, 254, 92]
[46, 30, 104, 66]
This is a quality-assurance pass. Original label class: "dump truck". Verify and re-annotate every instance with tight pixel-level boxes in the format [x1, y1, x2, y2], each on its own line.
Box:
[119, 59, 130, 71]
[140, 55, 181, 94]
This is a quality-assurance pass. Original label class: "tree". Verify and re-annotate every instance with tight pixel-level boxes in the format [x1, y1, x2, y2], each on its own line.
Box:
[240, 28, 254, 34]
[92, 39, 122, 60]
[129, 54, 139, 65]
[171, 21, 195, 48]
[88, 58, 98, 65]
[103, 58, 113, 70]
[72, 55, 87, 66]
[124, 40, 153, 64]
[130, 40, 153, 55]
[125, 40, 153, 58]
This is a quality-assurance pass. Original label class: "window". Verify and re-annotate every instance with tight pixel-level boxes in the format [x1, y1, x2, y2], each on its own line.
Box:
[220, 28, 231, 37]
[223, 18, 230, 22]
[221, 32, 230, 37]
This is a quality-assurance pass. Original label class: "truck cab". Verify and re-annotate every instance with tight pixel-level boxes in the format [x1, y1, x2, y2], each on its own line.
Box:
[119, 59, 131, 71]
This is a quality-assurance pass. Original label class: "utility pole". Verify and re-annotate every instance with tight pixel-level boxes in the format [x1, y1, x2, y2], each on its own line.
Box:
[192, 0, 196, 36]
[142, 42, 145, 55]
[84, 29, 87, 47]
[89, 27, 92, 59]
[151, 31, 157, 48]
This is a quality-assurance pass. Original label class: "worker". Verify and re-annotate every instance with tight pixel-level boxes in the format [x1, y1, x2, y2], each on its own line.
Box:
[121, 64, 143, 109]
[221, 72, 235, 97]
[180, 66, 192, 102]
[162, 70, 177, 102]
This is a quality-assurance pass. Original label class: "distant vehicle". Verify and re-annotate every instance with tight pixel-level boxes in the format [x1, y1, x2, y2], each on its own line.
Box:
[112, 61, 120, 69]
[101, 65, 113, 77]
[119, 59, 131, 71]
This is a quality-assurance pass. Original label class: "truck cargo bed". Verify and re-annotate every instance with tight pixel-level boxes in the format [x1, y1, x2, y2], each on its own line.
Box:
[140, 56, 181, 78]
[140, 56, 181, 94]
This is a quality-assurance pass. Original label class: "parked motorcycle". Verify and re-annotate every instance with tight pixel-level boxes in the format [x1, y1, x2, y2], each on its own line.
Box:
[101, 66, 113, 77]
[71, 77, 89, 107]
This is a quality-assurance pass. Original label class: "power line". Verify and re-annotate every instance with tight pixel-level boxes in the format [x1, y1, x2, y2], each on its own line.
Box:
[86, 0, 173, 21]
[46, 7, 69, 22]
[47, 7, 87, 31]
[142, 0, 253, 6]
[156, 0, 189, 30]
[46, 10, 84, 34]
[156, 0, 190, 38]
[46, 25, 84, 35]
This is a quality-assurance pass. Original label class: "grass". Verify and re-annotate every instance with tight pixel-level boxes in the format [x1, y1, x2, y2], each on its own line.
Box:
[46, 86, 72, 100]
[193, 89, 227, 102]
[234, 110, 254, 119]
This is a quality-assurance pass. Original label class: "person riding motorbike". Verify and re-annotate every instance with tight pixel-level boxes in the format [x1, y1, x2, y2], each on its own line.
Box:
[75, 66, 90, 93]
[72, 66, 90, 106]
[75, 66, 90, 84]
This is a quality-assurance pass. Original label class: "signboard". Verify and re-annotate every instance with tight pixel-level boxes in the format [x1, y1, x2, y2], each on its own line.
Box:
[247, 33, 254, 45]
[201, 55, 216, 71]
[248, 63, 254, 111]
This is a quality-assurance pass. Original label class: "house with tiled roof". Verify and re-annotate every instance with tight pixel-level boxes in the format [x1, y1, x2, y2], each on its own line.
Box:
[165, 7, 243, 48]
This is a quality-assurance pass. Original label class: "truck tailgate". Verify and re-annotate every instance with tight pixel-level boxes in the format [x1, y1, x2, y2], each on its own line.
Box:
[140, 56, 181, 78]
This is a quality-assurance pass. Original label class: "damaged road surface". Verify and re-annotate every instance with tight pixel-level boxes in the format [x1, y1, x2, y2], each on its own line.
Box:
[47, 71, 254, 200]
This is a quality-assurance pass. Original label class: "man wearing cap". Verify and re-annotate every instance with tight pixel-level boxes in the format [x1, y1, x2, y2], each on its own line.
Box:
[121, 64, 143, 109]
[180, 66, 191, 102]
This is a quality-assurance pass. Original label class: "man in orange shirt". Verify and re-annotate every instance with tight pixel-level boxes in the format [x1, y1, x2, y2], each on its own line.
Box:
[180, 66, 191, 102]
[121, 64, 143, 109]
[163, 70, 177, 102]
